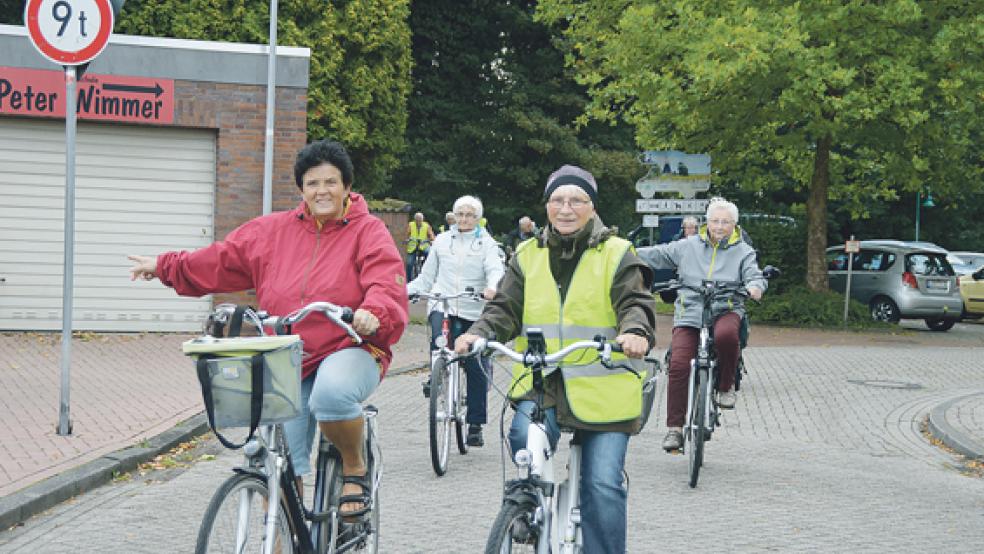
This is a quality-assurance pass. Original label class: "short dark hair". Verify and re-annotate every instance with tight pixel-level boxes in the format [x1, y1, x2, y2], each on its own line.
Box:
[294, 140, 354, 189]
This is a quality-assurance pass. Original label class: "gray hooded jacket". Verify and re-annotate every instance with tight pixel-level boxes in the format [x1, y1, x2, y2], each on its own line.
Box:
[637, 225, 766, 328]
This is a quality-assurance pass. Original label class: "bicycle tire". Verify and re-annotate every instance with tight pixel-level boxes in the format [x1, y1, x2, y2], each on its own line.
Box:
[314, 447, 343, 554]
[326, 433, 380, 554]
[195, 471, 295, 553]
[429, 357, 451, 475]
[453, 361, 469, 455]
[485, 500, 540, 554]
[688, 369, 707, 489]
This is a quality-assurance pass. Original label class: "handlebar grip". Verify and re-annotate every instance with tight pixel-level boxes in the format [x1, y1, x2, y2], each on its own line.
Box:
[609, 343, 624, 353]
[340, 307, 354, 323]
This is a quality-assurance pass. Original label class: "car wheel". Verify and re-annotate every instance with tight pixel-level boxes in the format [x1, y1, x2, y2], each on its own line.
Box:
[925, 318, 956, 332]
[869, 297, 901, 323]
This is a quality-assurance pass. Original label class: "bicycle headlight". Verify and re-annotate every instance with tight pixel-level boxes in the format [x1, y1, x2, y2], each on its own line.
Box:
[514, 448, 532, 468]
[434, 335, 448, 349]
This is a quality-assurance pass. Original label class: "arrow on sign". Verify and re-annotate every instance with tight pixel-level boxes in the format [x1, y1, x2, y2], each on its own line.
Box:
[103, 82, 164, 97]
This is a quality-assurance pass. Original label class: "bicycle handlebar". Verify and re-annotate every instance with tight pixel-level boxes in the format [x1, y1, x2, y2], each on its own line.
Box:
[207, 301, 362, 344]
[410, 287, 483, 304]
[466, 337, 622, 365]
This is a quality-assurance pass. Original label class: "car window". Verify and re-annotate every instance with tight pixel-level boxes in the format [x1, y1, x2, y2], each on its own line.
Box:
[856, 250, 895, 271]
[905, 253, 954, 276]
[827, 251, 849, 270]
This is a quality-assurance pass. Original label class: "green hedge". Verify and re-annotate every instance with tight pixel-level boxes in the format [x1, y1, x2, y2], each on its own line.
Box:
[746, 286, 886, 328]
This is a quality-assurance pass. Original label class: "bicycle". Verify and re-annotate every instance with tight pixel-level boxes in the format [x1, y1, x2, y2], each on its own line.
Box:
[192, 302, 381, 554]
[462, 330, 658, 553]
[411, 288, 484, 476]
[655, 265, 779, 488]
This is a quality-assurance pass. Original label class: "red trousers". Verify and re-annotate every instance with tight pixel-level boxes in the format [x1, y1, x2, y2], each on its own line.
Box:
[666, 312, 741, 428]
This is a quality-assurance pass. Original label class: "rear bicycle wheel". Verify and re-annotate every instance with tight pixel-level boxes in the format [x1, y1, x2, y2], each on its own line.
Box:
[485, 500, 540, 554]
[453, 361, 469, 455]
[688, 369, 707, 489]
[429, 357, 451, 475]
[196, 472, 295, 553]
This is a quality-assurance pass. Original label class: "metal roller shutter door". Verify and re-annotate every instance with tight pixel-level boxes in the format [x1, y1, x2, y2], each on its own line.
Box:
[0, 117, 215, 331]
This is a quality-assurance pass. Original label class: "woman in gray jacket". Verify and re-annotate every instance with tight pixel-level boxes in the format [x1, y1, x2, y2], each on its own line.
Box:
[637, 197, 766, 451]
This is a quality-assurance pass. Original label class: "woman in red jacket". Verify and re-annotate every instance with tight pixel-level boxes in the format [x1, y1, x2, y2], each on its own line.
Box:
[128, 140, 408, 521]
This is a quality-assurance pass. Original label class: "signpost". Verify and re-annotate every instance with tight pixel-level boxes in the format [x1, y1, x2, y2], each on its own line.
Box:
[25, 0, 115, 436]
[843, 236, 858, 326]
[636, 198, 710, 214]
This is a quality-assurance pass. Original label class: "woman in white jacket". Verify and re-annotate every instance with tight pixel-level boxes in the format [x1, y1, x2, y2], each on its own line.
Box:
[407, 195, 505, 446]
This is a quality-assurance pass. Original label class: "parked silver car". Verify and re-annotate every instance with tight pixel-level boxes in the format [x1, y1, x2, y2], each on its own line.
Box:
[826, 240, 963, 331]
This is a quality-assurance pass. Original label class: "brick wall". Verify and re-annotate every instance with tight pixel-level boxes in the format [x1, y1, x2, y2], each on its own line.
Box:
[173, 80, 308, 307]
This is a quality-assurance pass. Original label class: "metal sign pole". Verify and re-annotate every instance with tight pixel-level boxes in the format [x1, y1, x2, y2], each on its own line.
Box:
[261, 0, 278, 215]
[843, 235, 855, 327]
[58, 65, 78, 435]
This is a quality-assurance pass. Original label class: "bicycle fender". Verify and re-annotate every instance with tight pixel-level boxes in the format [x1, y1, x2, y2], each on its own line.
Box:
[232, 467, 266, 481]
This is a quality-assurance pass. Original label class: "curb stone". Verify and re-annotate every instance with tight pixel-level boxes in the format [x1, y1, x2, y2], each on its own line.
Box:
[927, 391, 984, 460]
[0, 414, 209, 531]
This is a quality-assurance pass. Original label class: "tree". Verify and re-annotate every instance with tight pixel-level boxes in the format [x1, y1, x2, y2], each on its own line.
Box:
[1, 1, 412, 194]
[537, 0, 984, 290]
[391, 0, 641, 233]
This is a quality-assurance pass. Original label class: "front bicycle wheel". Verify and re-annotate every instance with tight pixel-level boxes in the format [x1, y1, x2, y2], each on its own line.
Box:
[688, 369, 707, 489]
[429, 357, 451, 475]
[196, 472, 295, 553]
[485, 500, 540, 554]
[452, 361, 469, 455]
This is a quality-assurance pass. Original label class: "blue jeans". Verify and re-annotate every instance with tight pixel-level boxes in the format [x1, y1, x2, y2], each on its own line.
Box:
[284, 348, 380, 475]
[509, 401, 629, 554]
[428, 311, 487, 424]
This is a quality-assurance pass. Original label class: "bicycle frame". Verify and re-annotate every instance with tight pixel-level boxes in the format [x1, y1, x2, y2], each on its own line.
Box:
[199, 302, 377, 554]
[475, 336, 643, 553]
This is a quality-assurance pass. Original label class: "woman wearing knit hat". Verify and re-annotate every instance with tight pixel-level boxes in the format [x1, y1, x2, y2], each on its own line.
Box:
[456, 164, 656, 553]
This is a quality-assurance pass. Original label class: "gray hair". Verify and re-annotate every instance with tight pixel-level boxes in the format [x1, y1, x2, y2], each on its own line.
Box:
[452, 195, 484, 219]
[682, 216, 699, 227]
[706, 197, 739, 223]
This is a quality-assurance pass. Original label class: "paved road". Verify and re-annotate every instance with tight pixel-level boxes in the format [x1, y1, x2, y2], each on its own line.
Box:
[2, 344, 984, 553]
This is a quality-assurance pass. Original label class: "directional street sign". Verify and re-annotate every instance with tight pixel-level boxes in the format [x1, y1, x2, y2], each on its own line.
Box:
[25, 0, 114, 66]
[636, 199, 710, 214]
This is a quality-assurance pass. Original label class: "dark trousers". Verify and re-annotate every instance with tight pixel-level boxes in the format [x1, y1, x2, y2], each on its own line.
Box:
[666, 312, 741, 428]
[405, 250, 427, 279]
[428, 311, 487, 425]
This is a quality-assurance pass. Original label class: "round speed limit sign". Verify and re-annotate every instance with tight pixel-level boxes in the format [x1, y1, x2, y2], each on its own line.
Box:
[25, 0, 114, 65]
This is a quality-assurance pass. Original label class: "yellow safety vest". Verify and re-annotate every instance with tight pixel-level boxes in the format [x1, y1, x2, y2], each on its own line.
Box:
[406, 221, 431, 253]
[511, 237, 646, 424]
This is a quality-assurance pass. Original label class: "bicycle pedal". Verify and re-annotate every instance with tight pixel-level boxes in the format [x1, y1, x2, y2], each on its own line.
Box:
[308, 509, 332, 523]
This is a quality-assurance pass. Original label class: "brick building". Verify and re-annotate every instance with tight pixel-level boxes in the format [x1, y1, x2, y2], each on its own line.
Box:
[0, 24, 311, 331]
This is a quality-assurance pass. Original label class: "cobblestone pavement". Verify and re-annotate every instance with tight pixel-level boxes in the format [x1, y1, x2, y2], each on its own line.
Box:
[2, 345, 984, 552]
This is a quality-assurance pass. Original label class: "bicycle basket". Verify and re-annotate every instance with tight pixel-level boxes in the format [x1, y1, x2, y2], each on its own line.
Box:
[183, 335, 303, 430]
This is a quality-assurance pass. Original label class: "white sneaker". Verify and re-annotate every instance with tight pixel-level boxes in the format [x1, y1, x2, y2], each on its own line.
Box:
[718, 389, 736, 409]
[661, 427, 684, 451]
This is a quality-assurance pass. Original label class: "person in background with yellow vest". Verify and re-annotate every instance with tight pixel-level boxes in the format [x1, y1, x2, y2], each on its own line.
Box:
[406, 212, 435, 279]
[455, 165, 655, 554]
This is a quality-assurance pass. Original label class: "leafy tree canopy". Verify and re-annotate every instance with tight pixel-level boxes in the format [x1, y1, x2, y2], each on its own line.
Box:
[0, 0, 412, 195]
[390, 0, 642, 235]
[537, 0, 984, 289]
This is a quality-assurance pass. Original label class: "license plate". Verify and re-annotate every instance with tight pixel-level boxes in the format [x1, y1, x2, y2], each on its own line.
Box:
[926, 280, 948, 291]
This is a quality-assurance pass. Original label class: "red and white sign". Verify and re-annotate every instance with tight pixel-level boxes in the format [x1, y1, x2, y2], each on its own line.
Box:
[0, 66, 175, 124]
[25, 0, 114, 65]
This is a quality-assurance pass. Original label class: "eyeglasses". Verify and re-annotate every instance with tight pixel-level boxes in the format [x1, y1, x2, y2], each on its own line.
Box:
[454, 212, 478, 219]
[707, 218, 734, 226]
[546, 197, 592, 209]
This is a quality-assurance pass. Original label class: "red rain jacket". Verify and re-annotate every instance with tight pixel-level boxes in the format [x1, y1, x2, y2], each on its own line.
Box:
[158, 193, 409, 379]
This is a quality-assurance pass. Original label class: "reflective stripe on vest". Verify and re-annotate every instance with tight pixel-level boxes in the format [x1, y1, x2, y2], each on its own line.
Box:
[511, 237, 646, 424]
[407, 221, 431, 253]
